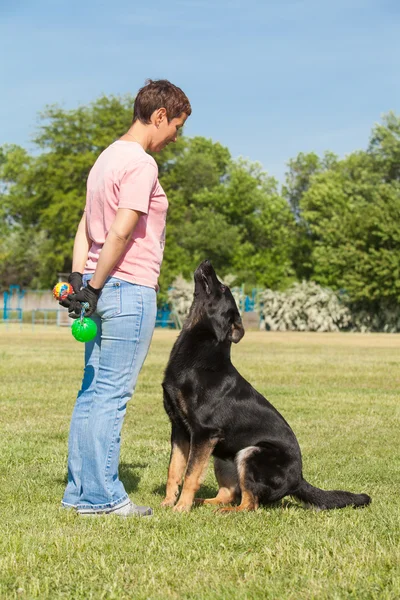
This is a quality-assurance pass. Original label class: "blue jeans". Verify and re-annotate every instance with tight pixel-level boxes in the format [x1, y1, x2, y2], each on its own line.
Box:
[62, 276, 157, 511]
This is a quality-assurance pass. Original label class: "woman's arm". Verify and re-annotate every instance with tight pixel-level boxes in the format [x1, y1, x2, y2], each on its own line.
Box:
[64, 208, 143, 317]
[71, 212, 92, 274]
[89, 208, 143, 290]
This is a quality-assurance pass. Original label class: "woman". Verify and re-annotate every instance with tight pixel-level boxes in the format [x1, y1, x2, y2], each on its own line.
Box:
[61, 79, 191, 516]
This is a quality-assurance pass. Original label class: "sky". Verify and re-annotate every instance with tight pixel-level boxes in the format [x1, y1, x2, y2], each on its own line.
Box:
[1, 0, 399, 183]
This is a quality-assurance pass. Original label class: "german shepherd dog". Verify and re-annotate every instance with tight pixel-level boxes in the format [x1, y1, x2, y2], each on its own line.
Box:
[161, 260, 371, 513]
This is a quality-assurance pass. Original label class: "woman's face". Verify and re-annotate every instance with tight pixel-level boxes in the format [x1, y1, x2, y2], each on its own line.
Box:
[150, 111, 188, 152]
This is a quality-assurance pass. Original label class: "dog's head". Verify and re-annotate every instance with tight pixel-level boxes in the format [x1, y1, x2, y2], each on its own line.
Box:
[185, 260, 245, 344]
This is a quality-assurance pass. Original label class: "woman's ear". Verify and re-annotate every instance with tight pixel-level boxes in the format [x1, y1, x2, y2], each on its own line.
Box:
[151, 107, 167, 127]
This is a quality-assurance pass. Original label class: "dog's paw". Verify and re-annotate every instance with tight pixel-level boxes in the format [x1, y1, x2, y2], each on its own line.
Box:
[194, 497, 230, 506]
[161, 498, 176, 507]
[215, 506, 234, 514]
[172, 502, 191, 513]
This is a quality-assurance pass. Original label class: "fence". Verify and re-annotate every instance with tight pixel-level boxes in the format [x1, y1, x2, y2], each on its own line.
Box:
[2, 284, 183, 330]
[1, 282, 263, 331]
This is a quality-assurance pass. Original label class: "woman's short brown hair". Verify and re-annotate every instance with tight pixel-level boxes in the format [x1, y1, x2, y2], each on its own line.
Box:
[133, 79, 192, 124]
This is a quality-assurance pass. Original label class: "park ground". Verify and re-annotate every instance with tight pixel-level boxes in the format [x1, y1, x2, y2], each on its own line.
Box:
[0, 326, 399, 599]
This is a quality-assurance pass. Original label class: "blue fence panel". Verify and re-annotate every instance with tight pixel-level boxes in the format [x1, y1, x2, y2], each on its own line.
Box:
[155, 306, 177, 329]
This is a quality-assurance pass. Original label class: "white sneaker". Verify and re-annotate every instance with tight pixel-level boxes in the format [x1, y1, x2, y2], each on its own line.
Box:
[78, 500, 153, 517]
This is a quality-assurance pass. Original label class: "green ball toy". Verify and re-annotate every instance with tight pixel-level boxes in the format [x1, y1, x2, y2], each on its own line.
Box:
[71, 302, 97, 342]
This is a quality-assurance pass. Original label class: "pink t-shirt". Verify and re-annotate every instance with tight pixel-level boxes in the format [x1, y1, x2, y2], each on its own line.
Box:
[84, 141, 168, 290]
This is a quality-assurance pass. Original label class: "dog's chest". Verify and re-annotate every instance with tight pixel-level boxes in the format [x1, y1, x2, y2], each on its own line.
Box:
[173, 388, 189, 418]
[163, 378, 198, 432]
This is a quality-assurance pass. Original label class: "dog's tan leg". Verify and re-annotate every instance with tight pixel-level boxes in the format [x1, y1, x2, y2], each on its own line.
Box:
[217, 446, 260, 514]
[195, 457, 239, 506]
[194, 487, 237, 506]
[161, 437, 190, 507]
[173, 439, 218, 513]
[217, 490, 259, 513]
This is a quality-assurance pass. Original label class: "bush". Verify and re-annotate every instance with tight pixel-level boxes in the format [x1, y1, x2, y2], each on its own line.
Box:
[168, 275, 400, 333]
[349, 300, 400, 333]
[259, 282, 351, 332]
[167, 276, 194, 326]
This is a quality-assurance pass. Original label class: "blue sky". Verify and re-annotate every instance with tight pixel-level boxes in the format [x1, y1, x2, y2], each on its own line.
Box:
[1, 0, 399, 182]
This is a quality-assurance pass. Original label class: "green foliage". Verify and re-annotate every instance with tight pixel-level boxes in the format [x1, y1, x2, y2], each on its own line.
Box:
[157, 137, 234, 300]
[278, 113, 400, 320]
[300, 151, 400, 305]
[190, 160, 297, 288]
[1, 96, 399, 328]
[0, 98, 293, 296]
[282, 150, 339, 281]
[282, 150, 338, 217]
[368, 110, 400, 181]
[0, 97, 135, 287]
[0, 227, 47, 289]
[160, 136, 231, 200]
[157, 148, 296, 299]
[34, 95, 135, 153]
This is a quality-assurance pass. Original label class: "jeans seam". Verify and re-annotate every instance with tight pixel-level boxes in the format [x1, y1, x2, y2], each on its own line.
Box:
[76, 493, 129, 511]
[103, 286, 144, 496]
[122, 286, 144, 399]
[100, 282, 121, 320]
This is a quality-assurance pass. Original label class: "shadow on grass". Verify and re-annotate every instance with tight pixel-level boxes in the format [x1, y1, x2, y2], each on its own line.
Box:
[57, 473, 69, 486]
[151, 482, 219, 499]
[151, 484, 307, 513]
[148, 484, 296, 513]
[57, 462, 148, 494]
[119, 462, 148, 493]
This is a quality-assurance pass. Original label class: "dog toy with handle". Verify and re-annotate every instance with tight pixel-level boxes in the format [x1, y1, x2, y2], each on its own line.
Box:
[71, 302, 97, 342]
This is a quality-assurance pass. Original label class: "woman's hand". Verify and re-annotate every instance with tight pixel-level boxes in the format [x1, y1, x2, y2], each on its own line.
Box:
[66, 282, 102, 319]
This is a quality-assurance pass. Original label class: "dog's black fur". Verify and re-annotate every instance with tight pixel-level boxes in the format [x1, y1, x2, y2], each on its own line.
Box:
[162, 260, 371, 513]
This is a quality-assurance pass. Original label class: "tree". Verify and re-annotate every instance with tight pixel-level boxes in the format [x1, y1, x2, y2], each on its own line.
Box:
[0, 96, 190, 289]
[155, 143, 296, 295]
[282, 151, 338, 218]
[300, 150, 400, 304]
[189, 160, 297, 288]
[5, 94, 397, 315]
[282, 151, 338, 281]
[0, 97, 137, 287]
[368, 111, 400, 182]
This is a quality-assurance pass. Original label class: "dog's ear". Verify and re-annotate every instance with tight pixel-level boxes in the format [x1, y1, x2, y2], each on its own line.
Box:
[212, 312, 244, 344]
[227, 315, 245, 344]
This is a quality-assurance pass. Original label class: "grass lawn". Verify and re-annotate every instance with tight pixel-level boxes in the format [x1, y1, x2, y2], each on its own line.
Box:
[0, 325, 399, 599]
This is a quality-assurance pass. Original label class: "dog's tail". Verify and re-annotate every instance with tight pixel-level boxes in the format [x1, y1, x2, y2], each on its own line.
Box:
[292, 479, 371, 510]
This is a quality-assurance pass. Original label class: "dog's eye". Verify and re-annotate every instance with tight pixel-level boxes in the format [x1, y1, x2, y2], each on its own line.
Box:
[220, 285, 226, 292]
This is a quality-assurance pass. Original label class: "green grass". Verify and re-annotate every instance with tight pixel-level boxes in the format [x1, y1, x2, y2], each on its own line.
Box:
[0, 326, 399, 599]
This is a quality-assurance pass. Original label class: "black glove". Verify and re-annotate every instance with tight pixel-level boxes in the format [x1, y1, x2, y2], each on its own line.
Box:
[67, 282, 102, 319]
[59, 272, 83, 309]
[69, 272, 83, 293]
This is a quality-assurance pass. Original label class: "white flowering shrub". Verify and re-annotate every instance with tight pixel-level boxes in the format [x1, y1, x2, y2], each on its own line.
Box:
[259, 282, 352, 332]
[168, 275, 400, 332]
[167, 275, 193, 327]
